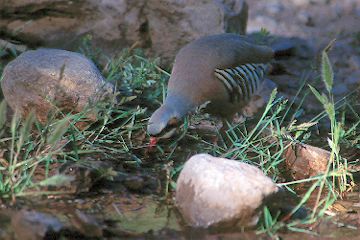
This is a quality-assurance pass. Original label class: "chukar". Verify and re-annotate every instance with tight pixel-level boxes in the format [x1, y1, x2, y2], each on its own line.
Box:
[147, 33, 276, 138]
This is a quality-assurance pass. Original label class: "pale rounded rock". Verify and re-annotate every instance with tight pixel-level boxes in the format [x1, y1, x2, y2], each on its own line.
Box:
[1, 48, 113, 123]
[175, 154, 278, 228]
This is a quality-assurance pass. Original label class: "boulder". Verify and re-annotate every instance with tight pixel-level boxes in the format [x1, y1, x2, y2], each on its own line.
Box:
[0, 0, 248, 66]
[175, 153, 278, 228]
[1, 48, 113, 123]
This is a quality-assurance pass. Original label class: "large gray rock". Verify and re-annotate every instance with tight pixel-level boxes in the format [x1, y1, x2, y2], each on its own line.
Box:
[0, 0, 248, 65]
[1, 48, 113, 123]
[175, 154, 278, 228]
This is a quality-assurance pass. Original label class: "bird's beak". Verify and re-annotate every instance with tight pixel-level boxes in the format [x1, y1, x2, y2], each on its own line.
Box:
[157, 127, 177, 139]
[148, 126, 177, 148]
[149, 117, 180, 145]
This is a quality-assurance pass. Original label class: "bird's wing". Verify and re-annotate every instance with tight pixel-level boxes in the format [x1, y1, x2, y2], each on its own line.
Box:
[214, 63, 267, 103]
[169, 34, 274, 107]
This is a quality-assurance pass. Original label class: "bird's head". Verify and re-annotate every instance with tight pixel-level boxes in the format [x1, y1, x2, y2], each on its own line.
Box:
[147, 105, 182, 139]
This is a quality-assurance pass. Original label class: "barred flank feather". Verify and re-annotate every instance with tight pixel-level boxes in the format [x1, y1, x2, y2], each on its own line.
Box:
[214, 63, 266, 103]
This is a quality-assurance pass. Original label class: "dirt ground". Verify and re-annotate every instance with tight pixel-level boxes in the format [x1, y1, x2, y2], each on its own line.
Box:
[0, 0, 360, 239]
[248, 0, 360, 107]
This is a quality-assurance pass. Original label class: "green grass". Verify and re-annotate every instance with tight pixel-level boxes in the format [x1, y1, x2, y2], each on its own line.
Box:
[254, 44, 356, 237]
[0, 38, 358, 237]
[0, 46, 168, 199]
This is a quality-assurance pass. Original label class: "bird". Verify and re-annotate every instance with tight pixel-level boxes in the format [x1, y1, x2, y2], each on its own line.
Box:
[147, 33, 276, 140]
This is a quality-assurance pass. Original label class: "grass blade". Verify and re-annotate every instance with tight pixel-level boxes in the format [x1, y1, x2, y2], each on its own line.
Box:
[47, 117, 70, 146]
[321, 50, 334, 94]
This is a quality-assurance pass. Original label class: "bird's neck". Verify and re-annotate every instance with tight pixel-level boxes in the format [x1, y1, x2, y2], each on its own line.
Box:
[164, 91, 195, 119]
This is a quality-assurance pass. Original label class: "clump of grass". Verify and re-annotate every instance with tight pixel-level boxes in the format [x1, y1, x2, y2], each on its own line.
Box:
[79, 34, 169, 105]
[0, 99, 152, 199]
[307, 43, 351, 211]
[0, 45, 172, 199]
[102, 49, 169, 106]
[0, 108, 73, 199]
[254, 43, 355, 236]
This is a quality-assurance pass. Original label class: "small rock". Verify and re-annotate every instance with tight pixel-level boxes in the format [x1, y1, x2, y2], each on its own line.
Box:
[1, 49, 114, 124]
[11, 209, 63, 240]
[175, 154, 278, 228]
[284, 143, 330, 180]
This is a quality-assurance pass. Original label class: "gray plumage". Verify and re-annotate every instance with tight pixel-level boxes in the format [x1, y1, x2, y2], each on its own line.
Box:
[147, 33, 275, 137]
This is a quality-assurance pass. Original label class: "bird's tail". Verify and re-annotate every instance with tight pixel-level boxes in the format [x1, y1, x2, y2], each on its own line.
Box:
[271, 40, 296, 59]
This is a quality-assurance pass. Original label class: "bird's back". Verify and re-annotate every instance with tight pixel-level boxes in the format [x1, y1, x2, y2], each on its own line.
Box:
[167, 34, 274, 118]
[176, 34, 273, 68]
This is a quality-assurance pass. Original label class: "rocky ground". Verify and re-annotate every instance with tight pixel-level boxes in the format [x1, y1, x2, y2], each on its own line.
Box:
[0, 0, 360, 239]
[248, 0, 360, 107]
